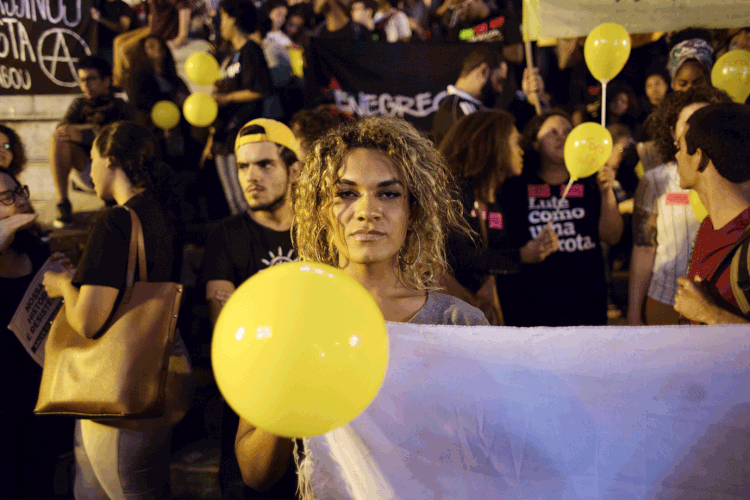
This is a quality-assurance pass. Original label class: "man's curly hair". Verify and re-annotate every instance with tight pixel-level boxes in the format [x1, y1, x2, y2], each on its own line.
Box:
[646, 86, 732, 162]
[292, 116, 471, 291]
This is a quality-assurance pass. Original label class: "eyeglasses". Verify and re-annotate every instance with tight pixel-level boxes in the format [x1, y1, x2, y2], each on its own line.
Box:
[0, 185, 30, 206]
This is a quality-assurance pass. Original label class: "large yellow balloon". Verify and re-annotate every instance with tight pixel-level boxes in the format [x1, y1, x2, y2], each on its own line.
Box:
[212, 262, 389, 438]
[689, 189, 708, 223]
[185, 52, 220, 86]
[150, 100, 180, 130]
[182, 93, 218, 127]
[711, 49, 750, 104]
[584, 23, 631, 82]
[564, 123, 613, 180]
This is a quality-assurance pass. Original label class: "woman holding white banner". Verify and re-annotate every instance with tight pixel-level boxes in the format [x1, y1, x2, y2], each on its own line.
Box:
[233, 116, 488, 497]
[0, 171, 74, 500]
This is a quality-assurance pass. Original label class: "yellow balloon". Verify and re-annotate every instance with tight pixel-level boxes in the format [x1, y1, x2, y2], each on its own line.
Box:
[584, 23, 631, 83]
[564, 123, 613, 180]
[182, 93, 218, 127]
[711, 49, 750, 104]
[185, 52, 220, 86]
[212, 262, 389, 438]
[288, 46, 304, 78]
[150, 100, 180, 130]
[689, 189, 708, 223]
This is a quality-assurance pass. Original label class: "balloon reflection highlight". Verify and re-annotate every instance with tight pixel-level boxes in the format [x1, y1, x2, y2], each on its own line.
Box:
[212, 261, 389, 438]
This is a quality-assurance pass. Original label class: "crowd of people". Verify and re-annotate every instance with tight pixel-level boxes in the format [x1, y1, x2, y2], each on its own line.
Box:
[2, 0, 750, 497]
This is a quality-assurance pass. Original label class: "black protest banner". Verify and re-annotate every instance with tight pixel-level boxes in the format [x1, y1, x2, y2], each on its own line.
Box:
[306, 39, 503, 132]
[0, 0, 95, 95]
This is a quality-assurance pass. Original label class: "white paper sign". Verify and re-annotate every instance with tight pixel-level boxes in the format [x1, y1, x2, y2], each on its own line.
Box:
[7, 260, 65, 367]
[537, 0, 750, 39]
[306, 322, 750, 499]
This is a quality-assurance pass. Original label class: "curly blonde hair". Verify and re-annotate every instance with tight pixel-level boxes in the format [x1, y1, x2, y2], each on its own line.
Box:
[292, 116, 470, 291]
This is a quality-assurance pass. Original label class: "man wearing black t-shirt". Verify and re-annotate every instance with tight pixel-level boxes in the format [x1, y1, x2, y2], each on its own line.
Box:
[207, 0, 273, 214]
[201, 119, 301, 500]
[50, 56, 133, 228]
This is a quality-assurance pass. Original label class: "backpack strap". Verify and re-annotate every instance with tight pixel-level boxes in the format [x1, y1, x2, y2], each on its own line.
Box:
[730, 235, 750, 316]
[704, 225, 750, 317]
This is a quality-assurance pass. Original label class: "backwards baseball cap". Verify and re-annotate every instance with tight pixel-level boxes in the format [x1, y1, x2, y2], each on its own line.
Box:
[234, 118, 302, 159]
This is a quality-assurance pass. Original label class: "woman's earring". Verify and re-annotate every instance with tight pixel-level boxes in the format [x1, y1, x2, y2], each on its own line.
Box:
[400, 229, 421, 266]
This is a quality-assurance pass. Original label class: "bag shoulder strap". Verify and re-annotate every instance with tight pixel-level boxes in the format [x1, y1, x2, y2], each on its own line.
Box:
[730, 236, 750, 316]
[704, 225, 750, 316]
[121, 207, 148, 305]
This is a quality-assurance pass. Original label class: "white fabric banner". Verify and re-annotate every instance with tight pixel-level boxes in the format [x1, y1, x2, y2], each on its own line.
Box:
[537, 0, 750, 39]
[306, 323, 750, 499]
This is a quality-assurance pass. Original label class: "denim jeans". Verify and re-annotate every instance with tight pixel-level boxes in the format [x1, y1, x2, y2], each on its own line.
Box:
[74, 419, 172, 500]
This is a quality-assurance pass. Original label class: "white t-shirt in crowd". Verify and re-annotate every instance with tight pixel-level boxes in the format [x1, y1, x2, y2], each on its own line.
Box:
[373, 9, 411, 42]
[635, 162, 700, 305]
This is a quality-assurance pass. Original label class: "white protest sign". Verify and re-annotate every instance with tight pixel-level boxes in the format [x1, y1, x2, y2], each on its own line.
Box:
[537, 0, 750, 39]
[7, 259, 65, 366]
[306, 322, 750, 499]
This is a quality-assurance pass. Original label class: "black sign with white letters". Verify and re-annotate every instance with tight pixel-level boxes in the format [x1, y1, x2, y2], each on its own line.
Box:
[0, 0, 96, 94]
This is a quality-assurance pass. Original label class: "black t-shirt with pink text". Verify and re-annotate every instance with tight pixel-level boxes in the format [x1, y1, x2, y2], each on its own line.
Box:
[496, 171, 607, 326]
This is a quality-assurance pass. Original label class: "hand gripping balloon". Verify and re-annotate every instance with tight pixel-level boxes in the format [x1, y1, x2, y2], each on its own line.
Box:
[559, 123, 612, 203]
[212, 262, 389, 438]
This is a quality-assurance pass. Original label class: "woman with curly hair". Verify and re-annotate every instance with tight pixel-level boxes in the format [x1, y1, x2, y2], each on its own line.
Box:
[627, 86, 732, 326]
[233, 116, 487, 499]
[293, 116, 486, 324]
[0, 124, 28, 178]
[43, 121, 192, 500]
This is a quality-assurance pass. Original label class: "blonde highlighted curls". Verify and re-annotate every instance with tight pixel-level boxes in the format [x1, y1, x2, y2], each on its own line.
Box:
[292, 116, 471, 292]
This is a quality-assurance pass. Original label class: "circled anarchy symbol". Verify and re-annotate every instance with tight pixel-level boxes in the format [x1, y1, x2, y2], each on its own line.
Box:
[37, 28, 92, 87]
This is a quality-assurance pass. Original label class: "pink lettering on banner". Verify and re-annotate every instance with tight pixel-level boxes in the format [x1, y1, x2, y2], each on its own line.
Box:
[489, 16, 505, 29]
[528, 184, 550, 197]
[488, 212, 503, 229]
[665, 192, 690, 205]
[474, 22, 488, 35]
[563, 184, 584, 197]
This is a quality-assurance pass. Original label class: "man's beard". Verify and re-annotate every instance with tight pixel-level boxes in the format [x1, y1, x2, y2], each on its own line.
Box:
[248, 192, 287, 214]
